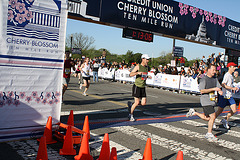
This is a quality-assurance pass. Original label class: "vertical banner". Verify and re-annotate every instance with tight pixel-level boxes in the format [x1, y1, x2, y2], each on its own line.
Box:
[0, 0, 68, 141]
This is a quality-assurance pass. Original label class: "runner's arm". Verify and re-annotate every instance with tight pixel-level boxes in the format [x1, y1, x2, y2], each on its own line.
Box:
[129, 65, 140, 77]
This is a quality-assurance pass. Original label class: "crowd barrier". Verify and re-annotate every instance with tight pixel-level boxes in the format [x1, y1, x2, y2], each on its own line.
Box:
[88, 67, 240, 98]
[96, 68, 200, 94]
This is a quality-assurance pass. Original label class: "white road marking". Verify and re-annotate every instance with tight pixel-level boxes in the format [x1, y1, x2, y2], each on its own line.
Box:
[112, 126, 232, 160]
[147, 94, 158, 98]
[182, 119, 240, 139]
[90, 132, 142, 160]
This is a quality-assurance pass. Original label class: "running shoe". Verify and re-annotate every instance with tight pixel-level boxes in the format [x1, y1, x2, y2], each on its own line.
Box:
[129, 114, 136, 122]
[186, 108, 195, 118]
[127, 101, 133, 114]
[79, 83, 82, 89]
[82, 92, 88, 96]
[212, 123, 217, 130]
[205, 133, 218, 141]
[221, 119, 229, 129]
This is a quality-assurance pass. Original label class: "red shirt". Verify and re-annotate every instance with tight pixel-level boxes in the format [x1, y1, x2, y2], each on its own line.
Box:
[63, 59, 74, 78]
[179, 57, 185, 63]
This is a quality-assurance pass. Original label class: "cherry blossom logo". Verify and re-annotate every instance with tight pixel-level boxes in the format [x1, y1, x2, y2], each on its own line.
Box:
[8, 91, 14, 98]
[42, 98, 48, 105]
[25, 96, 32, 103]
[204, 11, 210, 22]
[8, 0, 34, 27]
[46, 92, 51, 99]
[199, 9, 203, 16]
[210, 14, 218, 24]
[13, 100, 20, 107]
[189, 6, 199, 19]
[35, 97, 41, 103]
[218, 15, 226, 27]
[55, 91, 61, 97]
[6, 99, 12, 106]
[0, 92, 3, 99]
[48, 100, 54, 105]
[19, 92, 26, 99]
[54, 98, 60, 104]
[32, 91, 38, 98]
[0, 101, 5, 107]
[179, 3, 189, 16]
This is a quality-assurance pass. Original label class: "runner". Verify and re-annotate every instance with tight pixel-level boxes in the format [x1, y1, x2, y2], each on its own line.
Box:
[186, 64, 223, 141]
[215, 62, 239, 129]
[62, 51, 75, 101]
[80, 57, 91, 96]
[127, 54, 151, 121]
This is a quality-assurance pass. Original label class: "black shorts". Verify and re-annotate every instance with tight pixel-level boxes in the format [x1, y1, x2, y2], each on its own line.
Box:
[76, 71, 80, 74]
[83, 77, 90, 81]
[202, 105, 215, 116]
[132, 84, 146, 98]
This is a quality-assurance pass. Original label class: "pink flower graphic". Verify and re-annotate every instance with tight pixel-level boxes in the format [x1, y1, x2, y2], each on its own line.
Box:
[218, 15, 226, 27]
[189, 7, 199, 19]
[35, 97, 41, 103]
[0, 101, 5, 107]
[24, 10, 33, 21]
[210, 14, 217, 24]
[32, 91, 38, 97]
[0, 92, 3, 99]
[179, 3, 189, 16]
[46, 92, 51, 99]
[8, 91, 14, 98]
[16, 2, 26, 13]
[9, 0, 18, 8]
[42, 98, 48, 105]
[55, 91, 61, 97]
[13, 100, 20, 107]
[54, 98, 60, 104]
[48, 100, 54, 105]
[25, 96, 32, 103]
[19, 92, 26, 99]
[199, 9, 203, 15]
[6, 99, 12, 106]
[8, 10, 14, 20]
[15, 13, 26, 24]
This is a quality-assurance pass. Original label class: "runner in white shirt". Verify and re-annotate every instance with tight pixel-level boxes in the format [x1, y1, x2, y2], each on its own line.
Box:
[80, 57, 91, 96]
[216, 62, 239, 129]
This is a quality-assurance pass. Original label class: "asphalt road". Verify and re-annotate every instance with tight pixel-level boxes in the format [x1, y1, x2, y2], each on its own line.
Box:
[1, 76, 240, 160]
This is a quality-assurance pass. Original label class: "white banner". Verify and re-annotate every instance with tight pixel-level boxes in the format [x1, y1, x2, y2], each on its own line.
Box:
[0, 0, 68, 141]
[180, 76, 200, 92]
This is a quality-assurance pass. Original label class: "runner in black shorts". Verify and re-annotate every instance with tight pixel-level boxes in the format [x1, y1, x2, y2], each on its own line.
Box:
[186, 64, 223, 141]
[127, 54, 151, 121]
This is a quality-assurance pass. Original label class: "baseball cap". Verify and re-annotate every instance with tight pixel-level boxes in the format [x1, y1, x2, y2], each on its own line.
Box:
[141, 54, 150, 59]
[227, 62, 237, 68]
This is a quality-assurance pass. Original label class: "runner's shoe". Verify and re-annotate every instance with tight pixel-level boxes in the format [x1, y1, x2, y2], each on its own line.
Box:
[129, 114, 136, 122]
[83, 92, 88, 96]
[205, 133, 218, 142]
[212, 123, 218, 130]
[79, 83, 83, 89]
[186, 108, 195, 118]
[221, 119, 229, 129]
[127, 101, 133, 114]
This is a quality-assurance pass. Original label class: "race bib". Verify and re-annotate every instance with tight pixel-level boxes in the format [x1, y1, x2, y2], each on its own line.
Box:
[209, 91, 217, 101]
[65, 68, 70, 75]
[141, 72, 148, 80]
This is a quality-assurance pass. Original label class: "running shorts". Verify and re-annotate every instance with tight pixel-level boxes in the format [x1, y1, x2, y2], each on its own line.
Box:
[132, 84, 146, 98]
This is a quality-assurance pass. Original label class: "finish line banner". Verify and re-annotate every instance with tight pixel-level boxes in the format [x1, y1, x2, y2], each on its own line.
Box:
[69, 0, 240, 51]
[0, 0, 68, 141]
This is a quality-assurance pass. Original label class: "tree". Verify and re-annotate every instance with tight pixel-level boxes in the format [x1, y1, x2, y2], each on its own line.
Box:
[65, 33, 95, 53]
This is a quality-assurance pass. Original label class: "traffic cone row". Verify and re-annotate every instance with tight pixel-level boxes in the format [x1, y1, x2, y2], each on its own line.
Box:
[36, 111, 184, 160]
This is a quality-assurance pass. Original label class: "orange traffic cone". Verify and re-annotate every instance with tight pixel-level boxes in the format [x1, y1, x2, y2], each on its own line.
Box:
[74, 133, 93, 160]
[98, 133, 110, 160]
[83, 115, 90, 139]
[176, 150, 183, 160]
[139, 138, 152, 160]
[38, 116, 57, 144]
[67, 110, 74, 126]
[238, 102, 240, 110]
[110, 147, 117, 160]
[59, 125, 76, 155]
[36, 136, 48, 160]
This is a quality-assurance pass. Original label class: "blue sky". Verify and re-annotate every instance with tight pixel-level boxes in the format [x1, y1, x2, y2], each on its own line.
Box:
[66, 0, 240, 60]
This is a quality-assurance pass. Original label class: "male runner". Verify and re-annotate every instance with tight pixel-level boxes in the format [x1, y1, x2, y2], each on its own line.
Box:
[215, 62, 239, 129]
[127, 54, 151, 121]
[186, 64, 223, 141]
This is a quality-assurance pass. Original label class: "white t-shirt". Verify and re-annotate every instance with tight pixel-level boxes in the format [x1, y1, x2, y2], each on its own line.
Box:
[222, 72, 234, 98]
[82, 62, 90, 77]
